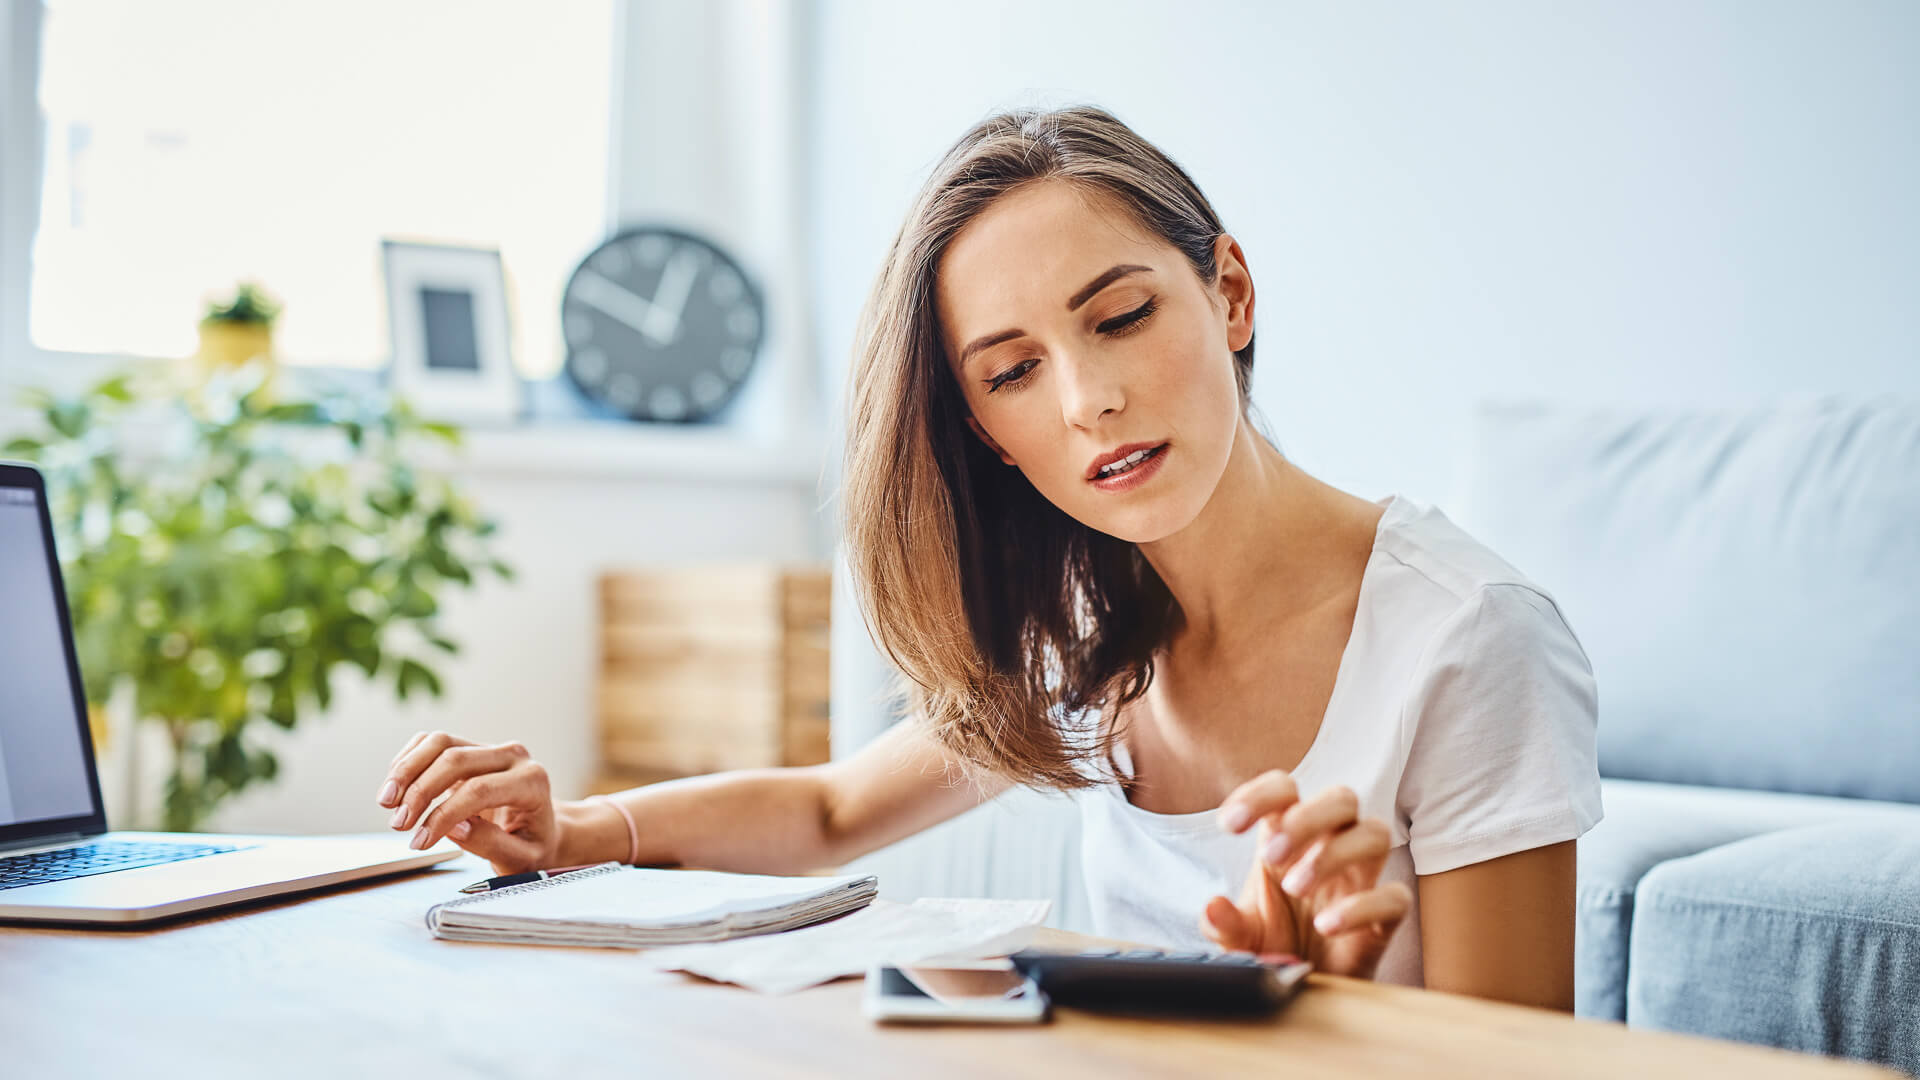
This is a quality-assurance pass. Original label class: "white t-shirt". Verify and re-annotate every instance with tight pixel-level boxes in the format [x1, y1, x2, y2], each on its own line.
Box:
[1075, 493, 1603, 987]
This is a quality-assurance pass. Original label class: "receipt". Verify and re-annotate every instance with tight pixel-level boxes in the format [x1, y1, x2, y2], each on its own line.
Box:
[638, 896, 1051, 995]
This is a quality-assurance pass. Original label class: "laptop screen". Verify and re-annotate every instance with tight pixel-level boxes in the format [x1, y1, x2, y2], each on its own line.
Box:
[0, 481, 99, 828]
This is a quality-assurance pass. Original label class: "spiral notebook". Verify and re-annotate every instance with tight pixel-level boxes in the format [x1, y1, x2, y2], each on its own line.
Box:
[424, 862, 880, 948]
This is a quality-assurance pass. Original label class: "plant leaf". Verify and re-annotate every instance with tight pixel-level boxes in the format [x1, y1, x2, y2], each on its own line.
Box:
[263, 402, 324, 424]
[395, 658, 444, 700]
[91, 374, 135, 403]
[48, 401, 90, 439]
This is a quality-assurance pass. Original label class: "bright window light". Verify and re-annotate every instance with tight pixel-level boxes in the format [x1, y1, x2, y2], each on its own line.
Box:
[29, 0, 614, 378]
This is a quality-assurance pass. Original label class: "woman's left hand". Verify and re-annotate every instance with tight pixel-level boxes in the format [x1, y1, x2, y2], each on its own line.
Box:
[1200, 769, 1413, 979]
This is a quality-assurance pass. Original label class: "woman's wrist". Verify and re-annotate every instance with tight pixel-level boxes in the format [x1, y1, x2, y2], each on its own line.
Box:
[554, 797, 632, 867]
[588, 793, 641, 865]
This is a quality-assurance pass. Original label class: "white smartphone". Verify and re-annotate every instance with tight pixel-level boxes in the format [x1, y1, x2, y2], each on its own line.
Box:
[862, 961, 1051, 1024]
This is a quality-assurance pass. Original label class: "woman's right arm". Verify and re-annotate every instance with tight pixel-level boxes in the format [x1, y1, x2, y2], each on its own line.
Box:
[378, 721, 1009, 876]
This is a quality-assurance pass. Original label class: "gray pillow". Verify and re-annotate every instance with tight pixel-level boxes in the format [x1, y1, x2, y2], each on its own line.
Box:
[1454, 397, 1920, 804]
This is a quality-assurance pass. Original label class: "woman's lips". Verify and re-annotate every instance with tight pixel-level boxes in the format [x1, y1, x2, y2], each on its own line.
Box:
[1085, 440, 1165, 479]
[1088, 442, 1169, 493]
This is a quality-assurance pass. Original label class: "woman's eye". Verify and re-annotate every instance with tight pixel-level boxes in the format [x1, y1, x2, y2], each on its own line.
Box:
[986, 359, 1038, 393]
[1096, 297, 1157, 336]
[980, 298, 1156, 394]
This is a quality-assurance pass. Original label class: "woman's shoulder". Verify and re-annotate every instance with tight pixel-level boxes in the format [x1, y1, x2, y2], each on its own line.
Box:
[1369, 495, 1577, 644]
[1373, 496, 1538, 601]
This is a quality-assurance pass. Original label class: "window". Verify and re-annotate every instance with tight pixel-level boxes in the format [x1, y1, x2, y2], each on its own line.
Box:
[28, 0, 613, 377]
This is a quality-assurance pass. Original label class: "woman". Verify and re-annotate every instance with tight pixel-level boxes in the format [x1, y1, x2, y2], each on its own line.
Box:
[373, 106, 1601, 1009]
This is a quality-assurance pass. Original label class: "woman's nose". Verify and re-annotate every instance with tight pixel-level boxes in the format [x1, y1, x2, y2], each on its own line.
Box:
[1056, 353, 1126, 430]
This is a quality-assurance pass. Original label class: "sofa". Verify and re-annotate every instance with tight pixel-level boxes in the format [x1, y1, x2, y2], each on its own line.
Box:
[1454, 397, 1920, 1075]
[834, 395, 1920, 1075]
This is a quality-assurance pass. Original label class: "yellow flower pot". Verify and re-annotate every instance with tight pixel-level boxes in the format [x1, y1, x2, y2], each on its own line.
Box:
[195, 319, 278, 399]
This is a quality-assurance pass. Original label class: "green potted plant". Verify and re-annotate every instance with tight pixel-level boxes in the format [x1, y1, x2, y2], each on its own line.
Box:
[197, 281, 284, 395]
[2, 363, 514, 831]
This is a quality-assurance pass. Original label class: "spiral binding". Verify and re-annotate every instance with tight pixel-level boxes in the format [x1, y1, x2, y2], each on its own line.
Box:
[433, 861, 626, 913]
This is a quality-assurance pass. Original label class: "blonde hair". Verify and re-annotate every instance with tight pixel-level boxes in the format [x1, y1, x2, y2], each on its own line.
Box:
[841, 105, 1253, 793]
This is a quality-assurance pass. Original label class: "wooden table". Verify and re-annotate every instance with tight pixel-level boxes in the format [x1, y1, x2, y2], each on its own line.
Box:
[0, 848, 1897, 1079]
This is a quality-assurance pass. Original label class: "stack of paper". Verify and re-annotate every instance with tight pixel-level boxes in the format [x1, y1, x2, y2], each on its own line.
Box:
[425, 862, 879, 948]
[639, 896, 1053, 994]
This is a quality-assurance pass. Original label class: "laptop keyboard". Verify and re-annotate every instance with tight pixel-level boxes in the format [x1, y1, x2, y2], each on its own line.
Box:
[0, 839, 259, 892]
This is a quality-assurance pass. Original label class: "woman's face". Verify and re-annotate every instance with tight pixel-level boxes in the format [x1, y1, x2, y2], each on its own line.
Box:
[938, 180, 1255, 544]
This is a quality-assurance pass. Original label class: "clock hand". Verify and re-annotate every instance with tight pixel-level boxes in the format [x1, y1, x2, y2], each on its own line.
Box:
[644, 248, 700, 344]
[574, 270, 668, 346]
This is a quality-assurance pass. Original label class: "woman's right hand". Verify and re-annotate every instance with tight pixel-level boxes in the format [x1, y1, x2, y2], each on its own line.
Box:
[375, 730, 562, 875]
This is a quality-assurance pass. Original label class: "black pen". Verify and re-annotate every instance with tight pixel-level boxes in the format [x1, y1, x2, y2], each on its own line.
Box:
[459, 864, 600, 894]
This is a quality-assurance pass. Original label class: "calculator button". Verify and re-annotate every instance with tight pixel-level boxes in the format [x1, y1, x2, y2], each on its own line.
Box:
[1160, 951, 1212, 962]
[1115, 949, 1167, 960]
[1213, 953, 1263, 965]
[1074, 949, 1123, 958]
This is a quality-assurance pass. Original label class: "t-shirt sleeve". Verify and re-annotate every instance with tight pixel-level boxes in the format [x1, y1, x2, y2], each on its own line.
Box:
[1394, 583, 1604, 876]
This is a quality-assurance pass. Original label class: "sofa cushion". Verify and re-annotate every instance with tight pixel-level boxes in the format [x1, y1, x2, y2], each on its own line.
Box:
[1455, 397, 1920, 803]
[1625, 822, 1920, 1074]
[1576, 779, 1920, 1021]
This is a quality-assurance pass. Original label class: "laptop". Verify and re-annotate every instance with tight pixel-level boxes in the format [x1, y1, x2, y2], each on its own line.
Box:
[0, 460, 461, 924]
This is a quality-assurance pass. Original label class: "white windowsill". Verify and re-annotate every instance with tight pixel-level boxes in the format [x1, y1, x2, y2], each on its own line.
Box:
[0, 351, 826, 486]
[0, 399, 825, 485]
[430, 422, 826, 483]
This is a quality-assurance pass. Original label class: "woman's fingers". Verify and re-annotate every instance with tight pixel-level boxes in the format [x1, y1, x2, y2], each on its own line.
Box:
[1278, 817, 1391, 898]
[1203, 771, 1407, 977]
[1257, 784, 1361, 878]
[1311, 881, 1413, 938]
[412, 764, 543, 849]
[1199, 894, 1255, 952]
[386, 738, 523, 831]
[444, 814, 543, 874]
[376, 733, 428, 806]
[1216, 769, 1299, 834]
[382, 726, 460, 795]
[381, 731, 476, 808]
[1213, 775, 1406, 972]
[385, 730, 431, 776]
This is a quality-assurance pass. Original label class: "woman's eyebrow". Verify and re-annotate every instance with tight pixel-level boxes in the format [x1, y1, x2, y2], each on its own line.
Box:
[1066, 264, 1151, 311]
[958, 264, 1154, 368]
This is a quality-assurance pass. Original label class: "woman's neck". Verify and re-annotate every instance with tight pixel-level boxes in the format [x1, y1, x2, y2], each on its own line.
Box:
[1138, 417, 1377, 655]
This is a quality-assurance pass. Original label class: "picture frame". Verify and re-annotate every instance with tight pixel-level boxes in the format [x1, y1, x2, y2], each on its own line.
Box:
[380, 239, 522, 425]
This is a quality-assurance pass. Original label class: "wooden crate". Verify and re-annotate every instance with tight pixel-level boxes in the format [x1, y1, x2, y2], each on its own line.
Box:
[595, 565, 831, 787]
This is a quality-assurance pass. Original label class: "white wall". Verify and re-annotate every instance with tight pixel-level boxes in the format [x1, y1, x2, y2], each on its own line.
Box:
[807, 0, 1920, 512]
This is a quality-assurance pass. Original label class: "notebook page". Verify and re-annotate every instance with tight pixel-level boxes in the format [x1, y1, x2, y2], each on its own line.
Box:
[467, 867, 873, 927]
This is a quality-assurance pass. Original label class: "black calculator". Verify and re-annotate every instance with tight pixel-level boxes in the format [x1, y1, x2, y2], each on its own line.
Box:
[1006, 947, 1312, 1015]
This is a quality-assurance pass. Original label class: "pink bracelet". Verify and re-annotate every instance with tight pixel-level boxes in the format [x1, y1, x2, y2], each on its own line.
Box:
[588, 794, 640, 865]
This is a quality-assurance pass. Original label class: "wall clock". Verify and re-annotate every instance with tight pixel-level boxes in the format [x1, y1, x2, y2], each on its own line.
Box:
[560, 225, 765, 422]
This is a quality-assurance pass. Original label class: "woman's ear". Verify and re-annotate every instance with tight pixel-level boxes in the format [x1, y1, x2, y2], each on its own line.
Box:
[1213, 234, 1255, 353]
[965, 415, 1018, 466]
